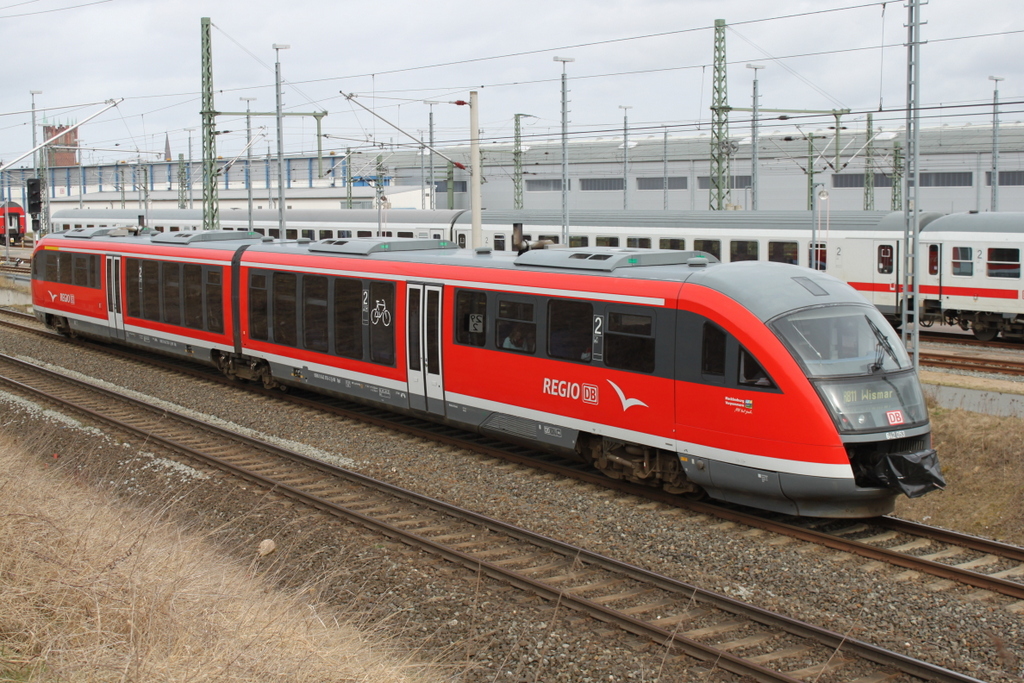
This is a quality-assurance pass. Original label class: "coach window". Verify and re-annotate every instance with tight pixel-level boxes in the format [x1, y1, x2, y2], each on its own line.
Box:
[810, 242, 827, 271]
[694, 239, 721, 260]
[457, 234, 467, 248]
[596, 236, 619, 247]
[249, 273, 269, 341]
[319, 230, 333, 240]
[701, 323, 727, 379]
[58, 252, 74, 285]
[730, 240, 758, 262]
[928, 245, 940, 276]
[183, 265, 204, 330]
[357, 230, 372, 238]
[495, 299, 536, 354]
[877, 245, 894, 274]
[273, 272, 298, 347]
[126, 259, 142, 318]
[303, 275, 329, 352]
[660, 238, 685, 250]
[987, 248, 1021, 278]
[368, 280, 396, 365]
[206, 269, 224, 334]
[952, 247, 973, 276]
[569, 235, 589, 247]
[493, 234, 506, 251]
[768, 241, 799, 265]
[162, 262, 182, 326]
[605, 311, 655, 373]
[455, 290, 487, 347]
[301, 229, 315, 240]
[627, 237, 652, 249]
[286, 229, 298, 240]
[333, 277, 363, 359]
[142, 260, 160, 322]
[398, 231, 414, 238]
[738, 347, 775, 388]
[548, 299, 593, 362]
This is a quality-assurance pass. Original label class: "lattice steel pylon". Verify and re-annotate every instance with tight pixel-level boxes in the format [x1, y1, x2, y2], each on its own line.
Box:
[863, 113, 875, 211]
[709, 19, 731, 211]
[177, 153, 187, 209]
[201, 17, 219, 231]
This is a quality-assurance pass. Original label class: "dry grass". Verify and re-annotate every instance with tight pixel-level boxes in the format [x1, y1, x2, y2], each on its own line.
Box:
[0, 434, 440, 683]
[894, 402, 1024, 545]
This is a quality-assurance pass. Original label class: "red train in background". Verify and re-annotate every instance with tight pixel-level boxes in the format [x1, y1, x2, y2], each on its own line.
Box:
[2, 202, 26, 245]
[31, 226, 945, 518]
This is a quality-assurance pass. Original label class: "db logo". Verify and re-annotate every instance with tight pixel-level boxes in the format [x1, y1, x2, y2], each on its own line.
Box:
[886, 410, 905, 426]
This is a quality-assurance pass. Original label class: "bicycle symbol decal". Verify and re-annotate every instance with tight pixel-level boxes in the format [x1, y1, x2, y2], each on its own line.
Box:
[370, 299, 392, 326]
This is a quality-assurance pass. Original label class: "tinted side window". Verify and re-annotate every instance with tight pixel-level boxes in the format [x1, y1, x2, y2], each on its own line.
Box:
[206, 269, 223, 334]
[768, 241, 798, 265]
[605, 311, 655, 373]
[126, 258, 142, 318]
[249, 272, 269, 341]
[183, 264, 204, 329]
[455, 290, 487, 347]
[701, 323, 726, 377]
[303, 275, 329, 352]
[739, 347, 775, 388]
[334, 278, 363, 359]
[730, 240, 758, 262]
[161, 262, 181, 326]
[369, 280, 395, 365]
[141, 260, 160, 321]
[694, 239, 721, 260]
[496, 299, 536, 354]
[273, 272, 298, 347]
[548, 299, 593, 362]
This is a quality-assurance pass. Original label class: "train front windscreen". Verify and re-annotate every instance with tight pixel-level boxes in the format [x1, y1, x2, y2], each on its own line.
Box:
[769, 303, 927, 433]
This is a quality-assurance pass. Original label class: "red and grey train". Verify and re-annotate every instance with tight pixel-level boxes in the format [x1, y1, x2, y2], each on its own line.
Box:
[31, 227, 945, 517]
[2, 202, 27, 245]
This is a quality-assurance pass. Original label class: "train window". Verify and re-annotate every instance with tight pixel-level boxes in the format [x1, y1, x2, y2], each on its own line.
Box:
[253, 229, 265, 236]
[58, 252, 74, 285]
[302, 275, 329, 352]
[596, 236, 619, 247]
[72, 254, 100, 288]
[605, 312, 655, 373]
[319, 230, 333, 240]
[738, 348, 774, 388]
[457, 234, 467, 248]
[206, 269, 223, 334]
[368, 280, 396, 365]
[269, 229, 280, 239]
[539, 234, 560, 244]
[548, 300, 593, 363]
[877, 245, 894, 274]
[701, 323, 727, 378]
[952, 247, 973, 276]
[627, 237, 651, 249]
[569, 236, 589, 248]
[730, 240, 758, 262]
[339, 230, 353, 238]
[333, 278, 363, 359]
[928, 245, 939, 276]
[142, 261, 160, 322]
[398, 231, 414, 238]
[249, 273, 269, 341]
[987, 248, 1021, 278]
[496, 299, 536, 354]
[126, 259, 142, 318]
[694, 239, 721, 260]
[301, 229, 315, 240]
[358, 231, 372, 238]
[272, 272, 298, 347]
[660, 238, 686, 250]
[183, 265, 204, 329]
[286, 229, 298, 240]
[768, 241, 799, 265]
[810, 242, 827, 271]
[455, 291, 487, 347]
[162, 262, 182, 326]
[494, 234, 506, 251]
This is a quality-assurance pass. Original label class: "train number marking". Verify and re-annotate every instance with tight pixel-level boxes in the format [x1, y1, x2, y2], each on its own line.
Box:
[885, 430, 907, 440]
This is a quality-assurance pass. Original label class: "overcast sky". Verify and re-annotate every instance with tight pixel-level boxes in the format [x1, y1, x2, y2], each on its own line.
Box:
[1, 0, 1021, 169]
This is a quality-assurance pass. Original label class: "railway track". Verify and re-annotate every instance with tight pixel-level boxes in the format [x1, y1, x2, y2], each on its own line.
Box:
[918, 351, 1024, 377]
[0, 350, 988, 683]
[2, 307, 1023, 605]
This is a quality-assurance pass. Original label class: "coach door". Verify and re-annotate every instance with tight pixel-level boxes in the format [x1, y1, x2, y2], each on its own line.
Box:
[873, 241, 900, 314]
[105, 255, 125, 340]
[406, 283, 445, 415]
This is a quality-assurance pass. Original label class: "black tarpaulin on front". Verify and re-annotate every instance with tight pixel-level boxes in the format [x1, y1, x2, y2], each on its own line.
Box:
[869, 449, 946, 498]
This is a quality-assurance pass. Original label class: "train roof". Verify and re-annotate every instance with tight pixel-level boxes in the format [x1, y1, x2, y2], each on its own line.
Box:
[920, 210, 1024, 234]
[39, 230, 871, 322]
[465, 209, 898, 231]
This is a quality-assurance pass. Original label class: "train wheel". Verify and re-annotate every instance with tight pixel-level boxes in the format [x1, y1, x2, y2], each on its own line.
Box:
[973, 326, 999, 342]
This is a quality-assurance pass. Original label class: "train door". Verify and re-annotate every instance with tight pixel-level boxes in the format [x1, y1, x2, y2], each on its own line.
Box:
[406, 283, 445, 415]
[105, 255, 125, 340]
[873, 241, 900, 316]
